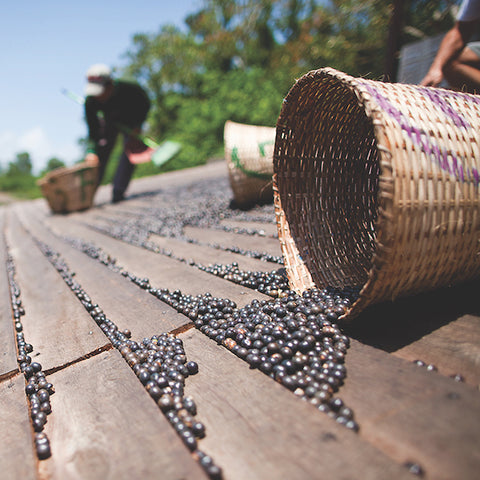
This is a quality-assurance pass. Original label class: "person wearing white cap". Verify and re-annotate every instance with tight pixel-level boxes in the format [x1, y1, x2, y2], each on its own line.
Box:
[84, 63, 151, 202]
[420, 0, 480, 92]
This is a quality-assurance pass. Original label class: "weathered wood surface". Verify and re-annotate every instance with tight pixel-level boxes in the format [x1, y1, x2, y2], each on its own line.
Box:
[1, 162, 479, 480]
[147, 232, 280, 273]
[6, 211, 109, 372]
[183, 225, 283, 258]
[342, 339, 480, 480]
[41, 350, 207, 480]
[0, 208, 18, 379]
[394, 314, 480, 386]
[14, 204, 193, 339]
[39, 207, 268, 308]
[179, 329, 411, 480]
[344, 281, 480, 387]
[0, 374, 37, 480]
[218, 219, 278, 237]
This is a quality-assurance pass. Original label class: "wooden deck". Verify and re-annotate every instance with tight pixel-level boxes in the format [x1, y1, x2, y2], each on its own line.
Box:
[1, 161, 479, 480]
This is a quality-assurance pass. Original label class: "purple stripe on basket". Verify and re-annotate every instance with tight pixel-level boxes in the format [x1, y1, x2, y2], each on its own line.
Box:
[420, 88, 471, 129]
[361, 83, 478, 185]
[440, 88, 480, 107]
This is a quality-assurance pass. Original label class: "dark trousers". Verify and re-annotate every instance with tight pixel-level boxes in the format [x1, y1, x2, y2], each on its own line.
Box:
[96, 127, 135, 201]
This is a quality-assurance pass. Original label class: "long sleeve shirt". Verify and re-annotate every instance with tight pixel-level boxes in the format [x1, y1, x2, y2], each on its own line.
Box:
[85, 80, 151, 154]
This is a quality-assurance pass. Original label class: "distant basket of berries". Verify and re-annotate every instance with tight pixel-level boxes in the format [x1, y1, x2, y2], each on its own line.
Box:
[37, 162, 99, 214]
[224, 120, 276, 208]
[273, 67, 480, 318]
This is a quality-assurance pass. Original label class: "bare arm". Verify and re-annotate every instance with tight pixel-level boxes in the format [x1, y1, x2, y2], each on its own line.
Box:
[420, 21, 476, 87]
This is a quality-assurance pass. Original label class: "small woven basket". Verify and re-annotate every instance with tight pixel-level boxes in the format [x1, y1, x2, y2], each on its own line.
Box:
[224, 120, 276, 207]
[37, 162, 99, 214]
[273, 68, 480, 319]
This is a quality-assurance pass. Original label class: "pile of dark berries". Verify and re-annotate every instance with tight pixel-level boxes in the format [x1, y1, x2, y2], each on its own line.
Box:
[85, 175, 282, 265]
[58, 233, 360, 431]
[34, 176, 362, 465]
[6, 252, 53, 460]
[118, 334, 221, 478]
[162, 287, 360, 431]
[214, 224, 273, 238]
[198, 262, 288, 296]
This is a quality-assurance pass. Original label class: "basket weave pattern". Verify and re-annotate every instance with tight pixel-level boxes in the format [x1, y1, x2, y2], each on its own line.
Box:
[38, 163, 99, 214]
[224, 120, 276, 207]
[273, 68, 480, 318]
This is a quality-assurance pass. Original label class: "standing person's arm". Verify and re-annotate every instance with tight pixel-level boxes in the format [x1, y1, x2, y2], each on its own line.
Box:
[420, 0, 480, 89]
[420, 23, 474, 87]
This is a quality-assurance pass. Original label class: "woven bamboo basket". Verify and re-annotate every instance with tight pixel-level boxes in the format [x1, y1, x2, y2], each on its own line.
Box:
[273, 67, 480, 319]
[224, 120, 276, 207]
[37, 162, 99, 213]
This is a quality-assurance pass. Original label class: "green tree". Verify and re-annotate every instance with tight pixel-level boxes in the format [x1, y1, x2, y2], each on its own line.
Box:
[0, 151, 40, 198]
[403, 0, 456, 42]
[41, 157, 66, 176]
[119, 0, 459, 174]
[8, 152, 33, 176]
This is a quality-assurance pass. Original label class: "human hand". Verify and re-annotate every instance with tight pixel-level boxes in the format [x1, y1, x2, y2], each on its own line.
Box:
[420, 67, 444, 88]
[85, 153, 99, 166]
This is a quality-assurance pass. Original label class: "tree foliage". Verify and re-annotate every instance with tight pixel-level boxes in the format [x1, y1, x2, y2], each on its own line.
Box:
[41, 157, 66, 176]
[0, 152, 39, 197]
[121, 0, 456, 170]
[7, 152, 33, 176]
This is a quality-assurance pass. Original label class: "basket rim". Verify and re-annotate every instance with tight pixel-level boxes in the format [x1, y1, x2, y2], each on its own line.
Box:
[39, 162, 98, 184]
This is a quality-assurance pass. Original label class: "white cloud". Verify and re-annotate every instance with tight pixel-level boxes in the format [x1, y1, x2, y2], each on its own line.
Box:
[0, 127, 82, 174]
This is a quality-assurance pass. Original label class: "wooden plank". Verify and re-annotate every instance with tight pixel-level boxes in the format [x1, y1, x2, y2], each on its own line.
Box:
[0, 374, 37, 480]
[219, 218, 278, 237]
[69, 203, 280, 277]
[41, 349, 207, 480]
[92, 161, 229, 207]
[124, 160, 228, 194]
[341, 339, 480, 480]
[5, 210, 109, 372]
[14, 203, 192, 340]
[0, 208, 18, 379]
[393, 315, 480, 386]
[38, 207, 269, 309]
[178, 328, 412, 480]
[343, 279, 480, 387]
[183, 225, 282, 257]
[148, 233, 281, 273]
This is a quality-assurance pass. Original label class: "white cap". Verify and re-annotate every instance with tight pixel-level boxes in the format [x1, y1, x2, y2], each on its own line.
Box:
[85, 64, 112, 97]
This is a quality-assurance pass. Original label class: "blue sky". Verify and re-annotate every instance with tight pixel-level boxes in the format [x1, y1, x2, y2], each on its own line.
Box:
[0, 1, 200, 174]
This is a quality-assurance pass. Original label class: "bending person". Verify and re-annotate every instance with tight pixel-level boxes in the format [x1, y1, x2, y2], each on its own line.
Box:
[84, 64, 151, 203]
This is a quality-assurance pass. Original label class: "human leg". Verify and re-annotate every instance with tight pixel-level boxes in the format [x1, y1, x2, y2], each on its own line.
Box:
[95, 123, 118, 187]
[443, 43, 480, 93]
[112, 148, 135, 202]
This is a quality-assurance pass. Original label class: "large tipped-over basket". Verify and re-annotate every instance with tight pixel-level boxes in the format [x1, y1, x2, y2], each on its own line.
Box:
[37, 162, 99, 214]
[224, 120, 276, 207]
[273, 68, 480, 319]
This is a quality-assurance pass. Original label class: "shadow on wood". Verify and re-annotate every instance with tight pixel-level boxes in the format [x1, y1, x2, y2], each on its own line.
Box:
[341, 278, 480, 352]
